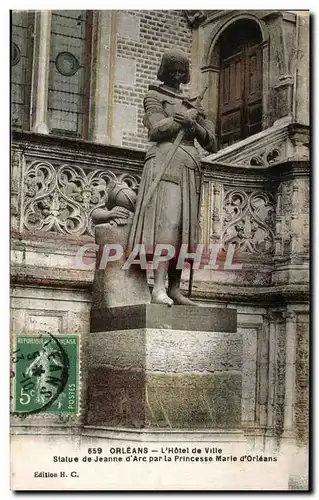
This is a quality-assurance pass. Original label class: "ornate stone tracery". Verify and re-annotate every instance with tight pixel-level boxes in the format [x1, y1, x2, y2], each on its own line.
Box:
[295, 314, 309, 445]
[205, 120, 298, 167]
[22, 160, 140, 237]
[14, 152, 280, 260]
[222, 189, 276, 254]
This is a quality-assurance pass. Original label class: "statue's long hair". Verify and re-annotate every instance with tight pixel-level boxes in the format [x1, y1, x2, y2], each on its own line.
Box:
[157, 48, 190, 84]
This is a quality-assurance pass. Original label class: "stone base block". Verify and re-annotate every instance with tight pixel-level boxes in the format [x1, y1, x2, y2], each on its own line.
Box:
[87, 369, 241, 429]
[91, 304, 237, 333]
[92, 221, 151, 308]
[87, 305, 240, 430]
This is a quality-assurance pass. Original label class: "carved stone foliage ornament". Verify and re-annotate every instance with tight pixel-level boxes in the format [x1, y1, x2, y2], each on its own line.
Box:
[275, 181, 292, 255]
[183, 10, 207, 28]
[23, 161, 140, 237]
[11, 151, 21, 231]
[295, 317, 309, 445]
[222, 190, 276, 254]
[274, 322, 286, 440]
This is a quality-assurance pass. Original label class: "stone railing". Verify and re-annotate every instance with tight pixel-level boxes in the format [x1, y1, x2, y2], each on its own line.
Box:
[11, 125, 309, 302]
[11, 131, 144, 238]
[200, 120, 309, 264]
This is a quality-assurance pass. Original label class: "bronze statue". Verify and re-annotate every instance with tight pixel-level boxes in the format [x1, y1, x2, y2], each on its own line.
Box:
[128, 48, 217, 306]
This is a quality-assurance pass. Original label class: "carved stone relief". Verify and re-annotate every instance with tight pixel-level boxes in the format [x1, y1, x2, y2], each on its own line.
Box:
[295, 314, 309, 445]
[199, 180, 223, 244]
[22, 160, 140, 237]
[248, 146, 284, 166]
[183, 10, 207, 28]
[205, 121, 295, 167]
[274, 314, 286, 441]
[11, 151, 22, 232]
[275, 181, 292, 256]
[291, 179, 310, 255]
[222, 189, 276, 254]
[275, 179, 309, 257]
[13, 146, 307, 266]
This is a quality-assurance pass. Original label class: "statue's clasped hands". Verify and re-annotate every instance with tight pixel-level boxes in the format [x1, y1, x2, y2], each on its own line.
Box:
[173, 108, 199, 130]
[92, 206, 131, 226]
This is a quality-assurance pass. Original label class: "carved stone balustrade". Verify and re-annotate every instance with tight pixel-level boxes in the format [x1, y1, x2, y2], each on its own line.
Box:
[197, 119, 309, 304]
[11, 124, 309, 306]
[11, 131, 144, 237]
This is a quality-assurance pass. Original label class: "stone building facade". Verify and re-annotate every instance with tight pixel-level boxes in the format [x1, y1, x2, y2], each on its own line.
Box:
[11, 9, 309, 486]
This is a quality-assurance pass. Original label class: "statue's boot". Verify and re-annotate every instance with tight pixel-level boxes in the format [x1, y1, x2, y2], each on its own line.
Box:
[168, 267, 198, 306]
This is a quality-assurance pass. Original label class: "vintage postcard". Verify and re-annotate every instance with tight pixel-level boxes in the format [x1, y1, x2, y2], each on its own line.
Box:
[10, 8, 309, 491]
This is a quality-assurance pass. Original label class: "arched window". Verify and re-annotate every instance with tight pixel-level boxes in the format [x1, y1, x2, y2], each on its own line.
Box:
[218, 20, 263, 148]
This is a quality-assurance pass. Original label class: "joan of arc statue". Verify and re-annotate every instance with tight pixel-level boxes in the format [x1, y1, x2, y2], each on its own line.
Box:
[128, 48, 217, 306]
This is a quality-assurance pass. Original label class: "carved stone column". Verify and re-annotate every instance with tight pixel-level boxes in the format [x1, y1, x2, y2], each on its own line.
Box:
[290, 178, 309, 257]
[90, 11, 113, 144]
[261, 39, 270, 129]
[295, 312, 309, 446]
[257, 318, 269, 433]
[273, 75, 294, 121]
[201, 66, 219, 125]
[274, 181, 292, 257]
[198, 180, 210, 244]
[211, 182, 222, 239]
[281, 310, 297, 447]
[291, 183, 303, 255]
[265, 311, 277, 449]
[31, 11, 51, 134]
[294, 14, 309, 125]
[11, 151, 23, 232]
[199, 179, 222, 245]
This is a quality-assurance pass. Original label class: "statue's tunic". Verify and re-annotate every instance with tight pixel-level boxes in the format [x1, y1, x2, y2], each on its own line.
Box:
[128, 84, 216, 256]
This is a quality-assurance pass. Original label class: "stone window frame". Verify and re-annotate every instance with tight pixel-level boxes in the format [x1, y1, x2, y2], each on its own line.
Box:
[29, 11, 97, 138]
[27, 10, 119, 145]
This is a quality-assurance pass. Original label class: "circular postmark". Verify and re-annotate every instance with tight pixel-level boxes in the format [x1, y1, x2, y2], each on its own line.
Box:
[11, 332, 70, 415]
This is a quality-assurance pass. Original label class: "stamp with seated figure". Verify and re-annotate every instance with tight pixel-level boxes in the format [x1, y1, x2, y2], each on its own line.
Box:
[11, 333, 79, 415]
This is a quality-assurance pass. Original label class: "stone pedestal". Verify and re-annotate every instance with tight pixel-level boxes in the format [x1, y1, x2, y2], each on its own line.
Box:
[87, 305, 242, 430]
[92, 220, 151, 309]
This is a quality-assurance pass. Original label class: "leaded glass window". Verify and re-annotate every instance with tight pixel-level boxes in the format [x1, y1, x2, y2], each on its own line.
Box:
[48, 10, 92, 138]
[11, 11, 34, 129]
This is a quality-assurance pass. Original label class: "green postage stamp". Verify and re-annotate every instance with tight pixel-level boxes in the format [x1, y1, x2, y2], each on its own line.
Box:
[12, 333, 79, 414]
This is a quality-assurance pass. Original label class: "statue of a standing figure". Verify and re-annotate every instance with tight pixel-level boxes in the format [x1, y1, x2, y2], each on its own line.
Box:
[128, 48, 217, 306]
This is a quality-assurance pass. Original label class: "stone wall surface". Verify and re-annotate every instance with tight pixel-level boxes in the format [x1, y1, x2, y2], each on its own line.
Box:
[112, 10, 192, 149]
